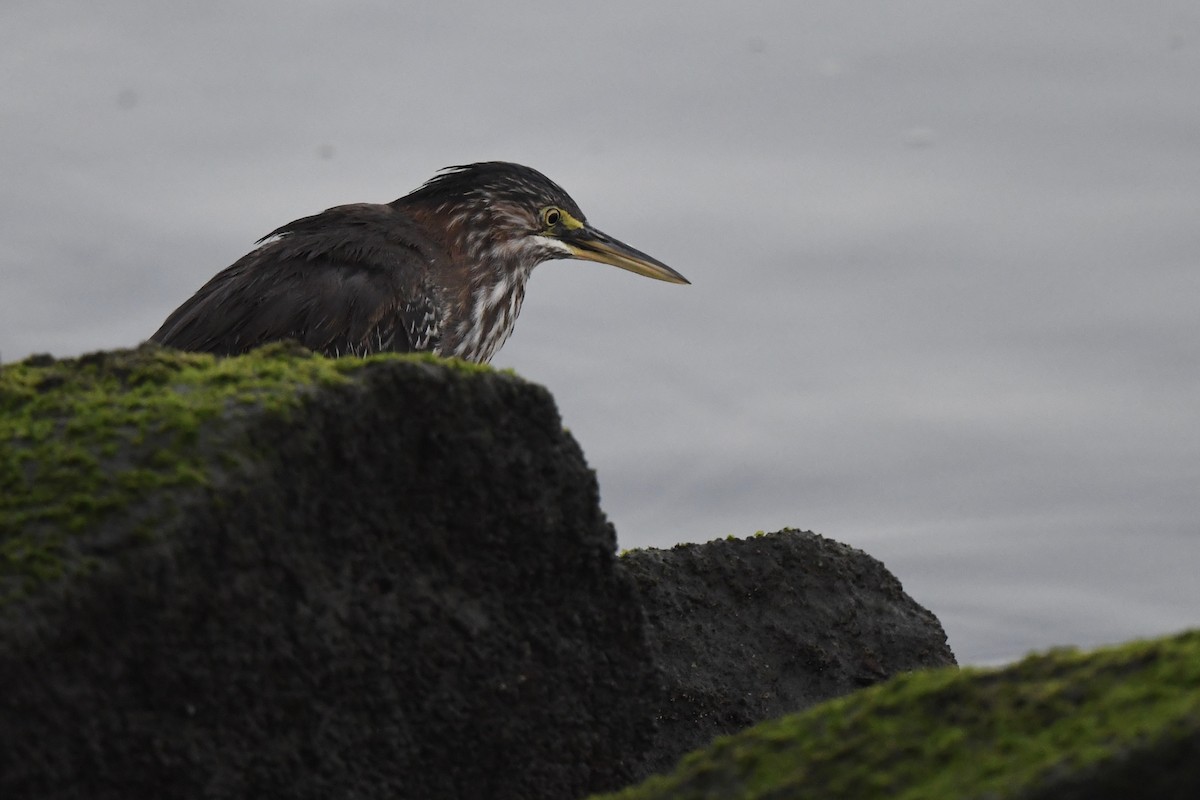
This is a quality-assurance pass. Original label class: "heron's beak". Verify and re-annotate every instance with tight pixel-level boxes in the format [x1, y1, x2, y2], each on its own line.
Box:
[562, 226, 690, 285]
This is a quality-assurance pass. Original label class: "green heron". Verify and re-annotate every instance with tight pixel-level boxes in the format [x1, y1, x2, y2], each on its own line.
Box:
[150, 162, 688, 363]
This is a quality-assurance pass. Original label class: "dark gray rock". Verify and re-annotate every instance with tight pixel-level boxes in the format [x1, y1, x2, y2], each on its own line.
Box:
[1, 346, 957, 799]
[623, 531, 956, 777]
[0, 347, 657, 800]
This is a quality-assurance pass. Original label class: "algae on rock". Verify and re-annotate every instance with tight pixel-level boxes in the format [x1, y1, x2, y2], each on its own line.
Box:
[0, 343, 493, 604]
[1, 343, 365, 602]
[1, 343, 657, 800]
[592, 630, 1200, 800]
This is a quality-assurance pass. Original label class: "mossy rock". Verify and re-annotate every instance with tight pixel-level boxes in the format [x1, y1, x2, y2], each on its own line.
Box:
[593, 630, 1200, 800]
[1, 343, 657, 799]
[0, 342, 484, 605]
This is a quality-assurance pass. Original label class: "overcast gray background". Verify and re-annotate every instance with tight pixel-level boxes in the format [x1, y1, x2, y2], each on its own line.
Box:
[3, 1, 1198, 664]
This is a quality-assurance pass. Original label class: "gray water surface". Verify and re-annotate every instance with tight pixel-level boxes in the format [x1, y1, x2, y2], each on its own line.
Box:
[3, 1, 1198, 664]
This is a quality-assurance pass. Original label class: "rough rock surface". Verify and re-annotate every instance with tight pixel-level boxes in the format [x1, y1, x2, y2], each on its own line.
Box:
[623, 532, 956, 777]
[590, 630, 1200, 800]
[2, 345, 959, 799]
[0, 345, 657, 800]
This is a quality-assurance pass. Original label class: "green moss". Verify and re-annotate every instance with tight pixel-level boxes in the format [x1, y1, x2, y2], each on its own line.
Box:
[592, 631, 1200, 800]
[0, 343, 488, 603]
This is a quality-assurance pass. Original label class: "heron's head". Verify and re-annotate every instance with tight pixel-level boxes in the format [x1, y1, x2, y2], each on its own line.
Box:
[400, 161, 689, 284]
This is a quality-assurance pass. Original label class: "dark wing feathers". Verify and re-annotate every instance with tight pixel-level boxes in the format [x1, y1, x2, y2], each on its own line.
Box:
[151, 204, 446, 357]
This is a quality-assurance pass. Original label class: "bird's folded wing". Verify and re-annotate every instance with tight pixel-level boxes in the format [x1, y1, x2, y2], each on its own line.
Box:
[151, 206, 446, 357]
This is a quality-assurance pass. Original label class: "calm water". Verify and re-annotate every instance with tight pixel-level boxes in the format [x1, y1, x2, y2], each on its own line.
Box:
[3, 1, 1198, 664]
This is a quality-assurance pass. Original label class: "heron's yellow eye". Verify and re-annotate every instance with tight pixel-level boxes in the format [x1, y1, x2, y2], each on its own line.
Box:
[542, 207, 562, 228]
